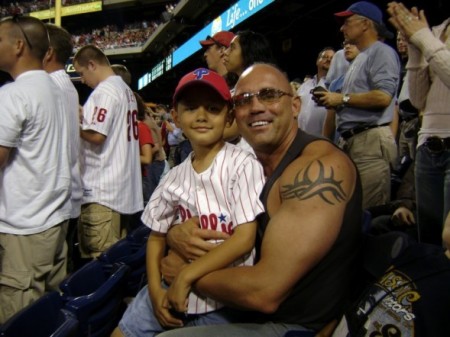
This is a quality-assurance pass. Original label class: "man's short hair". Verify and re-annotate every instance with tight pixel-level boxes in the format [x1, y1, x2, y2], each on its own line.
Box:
[46, 23, 73, 64]
[73, 44, 109, 67]
[111, 64, 132, 85]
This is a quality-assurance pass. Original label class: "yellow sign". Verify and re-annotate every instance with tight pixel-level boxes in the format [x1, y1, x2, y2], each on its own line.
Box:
[30, 1, 102, 20]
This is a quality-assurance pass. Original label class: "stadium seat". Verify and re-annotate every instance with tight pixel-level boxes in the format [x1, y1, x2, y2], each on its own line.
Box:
[362, 209, 372, 233]
[99, 237, 147, 297]
[126, 224, 151, 245]
[59, 260, 130, 337]
[0, 291, 78, 337]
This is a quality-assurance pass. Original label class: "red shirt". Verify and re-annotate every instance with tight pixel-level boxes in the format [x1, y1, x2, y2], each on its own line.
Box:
[138, 121, 154, 176]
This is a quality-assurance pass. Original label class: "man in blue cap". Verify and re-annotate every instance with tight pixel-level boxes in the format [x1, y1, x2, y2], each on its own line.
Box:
[314, 1, 401, 210]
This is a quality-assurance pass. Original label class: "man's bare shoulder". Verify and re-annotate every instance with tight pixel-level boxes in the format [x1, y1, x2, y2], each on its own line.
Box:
[279, 139, 357, 204]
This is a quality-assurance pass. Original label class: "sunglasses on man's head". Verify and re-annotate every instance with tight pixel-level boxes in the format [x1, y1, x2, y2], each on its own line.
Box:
[12, 14, 33, 49]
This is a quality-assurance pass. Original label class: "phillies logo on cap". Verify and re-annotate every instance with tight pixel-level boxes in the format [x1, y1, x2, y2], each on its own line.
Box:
[193, 68, 210, 80]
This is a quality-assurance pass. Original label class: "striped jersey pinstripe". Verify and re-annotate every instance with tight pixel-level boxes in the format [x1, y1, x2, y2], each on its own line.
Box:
[80, 75, 143, 213]
[141, 142, 265, 314]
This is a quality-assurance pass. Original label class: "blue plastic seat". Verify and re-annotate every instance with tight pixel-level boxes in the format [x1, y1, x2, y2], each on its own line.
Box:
[126, 224, 151, 245]
[0, 291, 78, 337]
[59, 260, 130, 337]
[98, 238, 147, 297]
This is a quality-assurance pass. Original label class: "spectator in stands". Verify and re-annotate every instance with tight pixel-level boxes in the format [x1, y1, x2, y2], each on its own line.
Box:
[0, 16, 72, 323]
[314, 1, 400, 209]
[297, 46, 335, 136]
[74, 45, 143, 259]
[199, 31, 235, 77]
[43, 23, 83, 273]
[156, 63, 362, 337]
[199, 30, 238, 88]
[223, 30, 276, 150]
[367, 163, 417, 240]
[322, 41, 360, 142]
[224, 30, 275, 78]
[387, 2, 450, 246]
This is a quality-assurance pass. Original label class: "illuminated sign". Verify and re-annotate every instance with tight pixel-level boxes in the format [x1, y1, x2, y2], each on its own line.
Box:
[66, 57, 81, 81]
[30, 1, 102, 20]
[138, 0, 275, 90]
[173, 0, 275, 67]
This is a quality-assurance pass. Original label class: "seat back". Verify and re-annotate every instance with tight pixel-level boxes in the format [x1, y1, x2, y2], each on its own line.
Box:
[0, 291, 78, 337]
[126, 224, 151, 245]
[98, 238, 147, 297]
[59, 260, 130, 337]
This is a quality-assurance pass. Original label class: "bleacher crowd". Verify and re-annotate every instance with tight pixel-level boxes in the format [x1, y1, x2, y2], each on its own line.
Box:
[0, 1, 449, 336]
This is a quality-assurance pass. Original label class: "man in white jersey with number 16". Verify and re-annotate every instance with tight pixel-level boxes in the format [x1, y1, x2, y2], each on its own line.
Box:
[73, 44, 143, 259]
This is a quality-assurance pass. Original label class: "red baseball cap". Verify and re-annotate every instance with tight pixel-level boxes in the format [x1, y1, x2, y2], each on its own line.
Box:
[173, 68, 231, 107]
[199, 31, 235, 48]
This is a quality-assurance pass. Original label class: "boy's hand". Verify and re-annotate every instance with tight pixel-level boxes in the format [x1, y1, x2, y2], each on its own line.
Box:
[151, 289, 184, 328]
[391, 206, 415, 226]
[166, 272, 190, 313]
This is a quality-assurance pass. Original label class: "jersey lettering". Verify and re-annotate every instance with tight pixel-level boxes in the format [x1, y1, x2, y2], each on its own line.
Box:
[127, 109, 139, 141]
[97, 108, 107, 122]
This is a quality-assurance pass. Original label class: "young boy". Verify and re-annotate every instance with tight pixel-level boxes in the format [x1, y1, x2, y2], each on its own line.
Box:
[112, 68, 265, 336]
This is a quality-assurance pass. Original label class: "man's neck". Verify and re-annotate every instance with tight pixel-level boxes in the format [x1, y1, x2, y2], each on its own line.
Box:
[356, 35, 378, 51]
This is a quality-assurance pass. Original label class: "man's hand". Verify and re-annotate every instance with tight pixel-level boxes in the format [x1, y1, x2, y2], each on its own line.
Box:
[152, 289, 184, 328]
[166, 217, 230, 260]
[314, 91, 344, 109]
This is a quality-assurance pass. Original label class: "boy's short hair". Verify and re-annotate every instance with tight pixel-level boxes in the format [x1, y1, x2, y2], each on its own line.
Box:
[173, 68, 231, 107]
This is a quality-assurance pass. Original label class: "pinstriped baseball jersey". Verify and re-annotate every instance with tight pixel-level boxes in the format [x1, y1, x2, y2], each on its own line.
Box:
[80, 75, 143, 213]
[50, 69, 83, 218]
[141, 142, 265, 314]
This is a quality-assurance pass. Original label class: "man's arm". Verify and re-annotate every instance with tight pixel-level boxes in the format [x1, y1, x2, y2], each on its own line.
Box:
[166, 220, 257, 312]
[317, 89, 393, 110]
[322, 109, 336, 140]
[194, 143, 357, 313]
[80, 129, 106, 145]
[0, 145, 11, 169]
[165, 217, 230, 260]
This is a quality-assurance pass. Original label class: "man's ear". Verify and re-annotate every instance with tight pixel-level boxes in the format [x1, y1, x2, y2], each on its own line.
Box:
[292, 95, 301, 119]
[87, 59, 96, 71]
[43, 47, 53, 65]
[226, 107, 235, 127]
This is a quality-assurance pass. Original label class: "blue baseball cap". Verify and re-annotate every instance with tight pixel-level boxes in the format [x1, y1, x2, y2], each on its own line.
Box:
[334, 1, 383, 26]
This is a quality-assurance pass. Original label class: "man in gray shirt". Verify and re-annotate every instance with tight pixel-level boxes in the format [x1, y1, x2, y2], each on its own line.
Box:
[315, 1, 400, 209]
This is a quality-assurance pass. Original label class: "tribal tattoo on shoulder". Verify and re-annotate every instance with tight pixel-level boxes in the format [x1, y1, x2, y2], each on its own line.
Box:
[281, 160, 347, 205]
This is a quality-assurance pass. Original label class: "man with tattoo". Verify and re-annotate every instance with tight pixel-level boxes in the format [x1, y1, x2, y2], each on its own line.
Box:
[158, 63, 363, 336]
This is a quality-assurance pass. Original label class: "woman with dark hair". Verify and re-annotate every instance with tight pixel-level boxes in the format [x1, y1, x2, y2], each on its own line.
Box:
[224, 30, 276, 76]
[222, 30, 276, 148]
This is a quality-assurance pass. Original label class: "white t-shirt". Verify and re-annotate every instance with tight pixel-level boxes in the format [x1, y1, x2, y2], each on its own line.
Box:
[0, 70, 72, 234]
[141, 142, 265, 314]
[80, 75, 143, 214]
[51, 69, 83, 218]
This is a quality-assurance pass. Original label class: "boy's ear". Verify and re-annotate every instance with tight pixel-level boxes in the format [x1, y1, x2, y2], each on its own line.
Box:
[226, 107, 235, 127]
[171, 108, 181, 128]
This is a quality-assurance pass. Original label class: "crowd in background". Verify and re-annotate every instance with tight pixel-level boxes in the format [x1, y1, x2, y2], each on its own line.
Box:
[0, 0, 449, 336]
[0, 0, 98, 17]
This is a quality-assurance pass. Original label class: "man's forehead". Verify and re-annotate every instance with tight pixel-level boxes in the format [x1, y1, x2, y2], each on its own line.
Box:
[236, 65, 287, 91]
